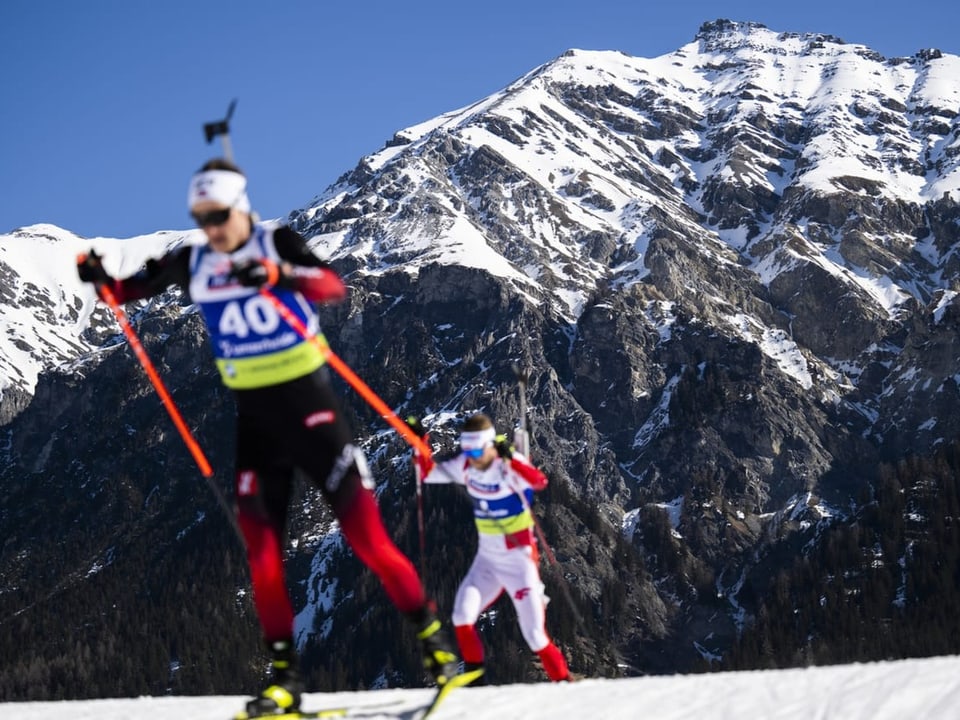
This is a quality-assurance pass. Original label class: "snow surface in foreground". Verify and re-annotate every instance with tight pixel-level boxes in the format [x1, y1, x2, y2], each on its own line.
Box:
[3, 654, 958, 719]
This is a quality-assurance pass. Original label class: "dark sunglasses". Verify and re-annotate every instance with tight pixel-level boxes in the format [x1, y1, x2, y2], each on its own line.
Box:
[191, 207, 232, 227]
[461, 447, 486, 459]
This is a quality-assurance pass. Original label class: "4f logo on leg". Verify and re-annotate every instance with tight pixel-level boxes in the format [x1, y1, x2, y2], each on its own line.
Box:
[514, 587, 532, 601]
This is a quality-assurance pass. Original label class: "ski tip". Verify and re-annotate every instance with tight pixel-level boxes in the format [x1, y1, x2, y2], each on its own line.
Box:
[451, 666, 485, 687]
[421, 667, 486, 719]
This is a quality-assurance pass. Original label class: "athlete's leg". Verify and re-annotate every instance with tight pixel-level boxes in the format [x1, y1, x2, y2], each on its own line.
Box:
[279, 371, 458, 681]
[535, 642, 570, 681]
[336, 480, 426, 612]
[452, 554, 503, 665]
[281, 371, 425, 613]
[503, 547, 570, 681]
[328, 441, 461, 683]
[234, 403, 297, 643]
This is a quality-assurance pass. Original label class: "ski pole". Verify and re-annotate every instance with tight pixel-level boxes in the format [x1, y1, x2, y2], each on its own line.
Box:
[93, 276, 244, 544]
[508, 365, 585, 628]
[96, 282, 213, 478]
[402, 415, 430, 580]
[504, 451, 560, 567]
[509, 363, 556, 562]
[412, 440, 428, 584]
[511, 362, 531, 456]
[257, 288, 433, 459]
[505, 463, 586, 629]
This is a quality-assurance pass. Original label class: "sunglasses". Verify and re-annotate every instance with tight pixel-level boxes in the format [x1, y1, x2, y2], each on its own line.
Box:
[191, 207, 232, 227]
[461, 447, 486, 459]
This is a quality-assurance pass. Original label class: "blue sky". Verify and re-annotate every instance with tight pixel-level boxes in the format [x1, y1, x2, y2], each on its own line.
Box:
[2, 0, 958, 239]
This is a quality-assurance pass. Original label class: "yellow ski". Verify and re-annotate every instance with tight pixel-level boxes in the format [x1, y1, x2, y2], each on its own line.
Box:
[420, 667, 485, 718]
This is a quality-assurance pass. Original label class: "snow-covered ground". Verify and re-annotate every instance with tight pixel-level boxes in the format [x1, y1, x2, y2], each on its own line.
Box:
[3, 654, 958, 719]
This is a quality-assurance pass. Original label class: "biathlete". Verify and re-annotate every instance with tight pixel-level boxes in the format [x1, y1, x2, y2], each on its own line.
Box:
[414, 412, 571, 684]
[77, 158, 458, 717]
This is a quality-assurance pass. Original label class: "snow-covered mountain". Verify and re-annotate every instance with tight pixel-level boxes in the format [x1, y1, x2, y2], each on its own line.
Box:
[0, 225, 198, 420]
[293, 19, 960, 453]
[2, 19, 960, 700]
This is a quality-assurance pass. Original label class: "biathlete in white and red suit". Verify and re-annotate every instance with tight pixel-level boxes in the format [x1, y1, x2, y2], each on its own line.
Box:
[415, 412, 571, 684]
[76, 158, 459, 718]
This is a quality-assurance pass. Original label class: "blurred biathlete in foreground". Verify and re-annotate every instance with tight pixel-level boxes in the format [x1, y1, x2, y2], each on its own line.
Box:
[412, 412, 571, 685]
[77, 158, 458, 718]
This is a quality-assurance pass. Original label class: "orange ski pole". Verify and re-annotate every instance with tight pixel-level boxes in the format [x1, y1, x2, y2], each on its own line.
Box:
[258, 287, 432, 460]
[95, 281, 214, 478]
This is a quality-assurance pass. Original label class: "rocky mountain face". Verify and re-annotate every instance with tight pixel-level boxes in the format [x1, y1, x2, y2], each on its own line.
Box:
[2, 19, 960, 699]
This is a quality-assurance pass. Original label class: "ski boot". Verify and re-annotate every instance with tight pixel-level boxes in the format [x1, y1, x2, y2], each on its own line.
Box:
[410, 606, 460, 686]
[244, 640, 305, 718]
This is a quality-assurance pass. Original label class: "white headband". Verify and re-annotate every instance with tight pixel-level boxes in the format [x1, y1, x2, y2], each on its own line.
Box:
[459, 427, 496, 451]
[187, 169, 251, 212]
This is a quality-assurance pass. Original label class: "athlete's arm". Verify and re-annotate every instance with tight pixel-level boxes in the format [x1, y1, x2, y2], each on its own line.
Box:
[109, 247, 192, 303]
[508, 454, 548, 492]
[273, 226, 346, 303]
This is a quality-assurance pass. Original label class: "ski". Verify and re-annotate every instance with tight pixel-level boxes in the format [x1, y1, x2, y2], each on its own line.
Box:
[419, 667, 485, 719]
[233, 709, 346, 719]
[232, 696, 410, 719]
[231, 670, 481, 720]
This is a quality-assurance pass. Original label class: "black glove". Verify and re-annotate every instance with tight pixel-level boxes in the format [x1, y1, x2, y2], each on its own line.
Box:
[494, 435, 513, 460]
[77, 250, 112, 286]
[405, 416, 428, 438]
[230, 258, 293, 289]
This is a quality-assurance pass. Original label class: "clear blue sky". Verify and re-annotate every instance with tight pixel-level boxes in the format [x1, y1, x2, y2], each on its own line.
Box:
[2, 0, 958, 239]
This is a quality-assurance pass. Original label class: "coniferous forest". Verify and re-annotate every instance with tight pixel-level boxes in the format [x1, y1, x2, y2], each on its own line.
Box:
[725, 438, 960, 670]
[4, 435, 960, 700]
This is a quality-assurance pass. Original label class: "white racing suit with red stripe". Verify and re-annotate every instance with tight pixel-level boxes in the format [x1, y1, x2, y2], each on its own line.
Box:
[421, 452, 570, 681]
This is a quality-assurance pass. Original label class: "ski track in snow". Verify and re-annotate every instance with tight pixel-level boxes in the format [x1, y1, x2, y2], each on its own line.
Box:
[2, 654, 959, 719]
